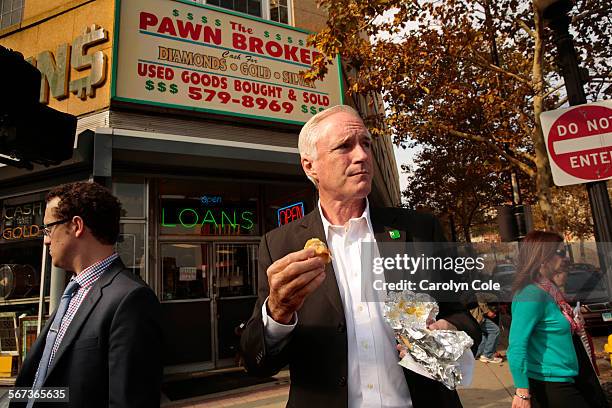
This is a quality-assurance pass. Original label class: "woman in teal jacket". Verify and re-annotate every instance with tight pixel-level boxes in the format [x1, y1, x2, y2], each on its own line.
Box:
[507, 231, 606, 408]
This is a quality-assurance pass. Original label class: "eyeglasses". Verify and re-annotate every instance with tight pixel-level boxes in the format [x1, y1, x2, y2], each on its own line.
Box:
[555, 247, 567, 258]
[41, 219, 71, 236]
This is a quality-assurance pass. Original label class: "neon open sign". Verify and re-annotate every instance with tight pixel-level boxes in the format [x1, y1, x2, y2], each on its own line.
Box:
[277, 202, 304, 226]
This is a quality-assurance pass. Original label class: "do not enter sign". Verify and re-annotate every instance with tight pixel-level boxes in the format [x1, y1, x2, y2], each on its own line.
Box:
[541, 100, 612, 186]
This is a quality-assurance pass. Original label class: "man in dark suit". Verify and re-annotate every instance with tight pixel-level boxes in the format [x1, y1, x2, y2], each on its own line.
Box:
[241, 105, 480, 408]
[11, 182, 161, 408]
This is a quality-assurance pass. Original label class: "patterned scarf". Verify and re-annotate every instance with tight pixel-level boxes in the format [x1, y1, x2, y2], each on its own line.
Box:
[535, 276, 584, 334]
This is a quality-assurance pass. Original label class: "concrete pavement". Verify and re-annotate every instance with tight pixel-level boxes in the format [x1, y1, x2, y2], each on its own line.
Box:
[164, 358, 516, 408]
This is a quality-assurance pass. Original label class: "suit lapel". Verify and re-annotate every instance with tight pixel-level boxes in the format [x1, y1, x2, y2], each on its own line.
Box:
[19, 313, 55, 385]
[369, 208, 410, 285]
[45, 260, 124, 379]
[299, 210, 344, 318]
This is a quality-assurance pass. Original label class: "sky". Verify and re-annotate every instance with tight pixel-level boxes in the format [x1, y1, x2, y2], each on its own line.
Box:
[392, 143, 418, 204]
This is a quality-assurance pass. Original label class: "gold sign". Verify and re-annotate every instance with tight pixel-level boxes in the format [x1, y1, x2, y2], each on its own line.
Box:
[26, 25, 109, 104]
[113, 0, 343, 125]
[1, 202, 44, 241]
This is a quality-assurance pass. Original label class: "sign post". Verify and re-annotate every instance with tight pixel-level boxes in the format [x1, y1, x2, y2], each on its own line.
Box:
[541, 100, 612, 301]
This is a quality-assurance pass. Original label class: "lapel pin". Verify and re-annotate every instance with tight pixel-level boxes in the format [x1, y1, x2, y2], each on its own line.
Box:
[389, 230, 400, 239]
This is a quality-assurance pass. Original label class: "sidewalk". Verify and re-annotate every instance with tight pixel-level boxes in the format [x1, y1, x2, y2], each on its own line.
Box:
[165, 359, 516, 408]
[458, 359, 514, 407]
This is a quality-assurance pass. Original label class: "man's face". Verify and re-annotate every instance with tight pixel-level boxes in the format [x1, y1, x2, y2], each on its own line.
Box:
[305, 112, 373, 201]
[43, 197, 74, 270]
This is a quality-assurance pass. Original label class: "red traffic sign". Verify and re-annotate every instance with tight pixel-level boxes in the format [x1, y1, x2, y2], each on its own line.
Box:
[541, 100, 612, 186]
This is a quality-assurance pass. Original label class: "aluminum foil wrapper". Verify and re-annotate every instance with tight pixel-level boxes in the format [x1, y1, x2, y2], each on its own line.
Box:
[384, 291, 474, 390]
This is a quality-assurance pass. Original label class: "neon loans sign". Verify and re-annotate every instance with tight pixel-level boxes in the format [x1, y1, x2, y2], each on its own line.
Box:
[161, 199, 256, 235]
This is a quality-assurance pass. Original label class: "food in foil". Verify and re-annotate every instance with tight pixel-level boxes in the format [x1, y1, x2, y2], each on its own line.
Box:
[384, 290, 474, 390]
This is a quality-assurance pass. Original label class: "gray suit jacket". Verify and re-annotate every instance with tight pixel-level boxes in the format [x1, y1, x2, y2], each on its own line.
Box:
[11, 259, 162, 408]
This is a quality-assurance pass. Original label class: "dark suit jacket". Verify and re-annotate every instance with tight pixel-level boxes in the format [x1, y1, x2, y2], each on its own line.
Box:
[241, 207, 481, 408]
[11, 259, 162, 408]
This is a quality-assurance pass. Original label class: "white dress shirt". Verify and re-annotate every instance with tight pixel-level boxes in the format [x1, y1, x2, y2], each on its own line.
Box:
[263, 199, 412, 408]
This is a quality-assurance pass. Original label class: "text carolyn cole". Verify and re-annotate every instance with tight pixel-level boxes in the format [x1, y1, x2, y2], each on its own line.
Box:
[372, 279, 501, 292]
[372, 255, 485, 275]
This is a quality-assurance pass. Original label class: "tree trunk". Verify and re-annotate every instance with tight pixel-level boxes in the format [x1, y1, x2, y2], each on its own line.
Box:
[462, 224, 472, 243]
[532, 4, 556, 231]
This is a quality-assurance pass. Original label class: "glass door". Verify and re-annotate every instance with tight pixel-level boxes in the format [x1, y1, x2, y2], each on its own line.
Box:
[160, 243, 215, 371]
[213, 243, 258, 367]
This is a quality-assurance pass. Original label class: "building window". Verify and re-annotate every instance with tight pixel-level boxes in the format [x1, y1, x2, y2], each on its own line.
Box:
[206, 0, 262, 18]
[268, 0, 290, 24]
[0, 191, 47, 302]
[190, 0, 292, 24]
[0, 0, 24, 30]
[113, 177, 148, 281]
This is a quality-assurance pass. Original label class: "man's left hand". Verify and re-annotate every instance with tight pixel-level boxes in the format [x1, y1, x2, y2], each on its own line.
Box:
[397, 319, 458, 359]
[427, 319, 457, 331]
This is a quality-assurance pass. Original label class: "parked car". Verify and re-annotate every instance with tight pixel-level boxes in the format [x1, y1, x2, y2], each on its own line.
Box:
[491, 264, 516, 302]
[564, 269, 612, 330]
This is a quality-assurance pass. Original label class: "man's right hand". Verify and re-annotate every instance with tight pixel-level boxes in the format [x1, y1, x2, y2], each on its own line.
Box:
[267, 248, 327, 324]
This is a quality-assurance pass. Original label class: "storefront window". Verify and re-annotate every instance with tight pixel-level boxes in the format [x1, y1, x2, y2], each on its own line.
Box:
[113, 177, 146, 218]
[159, 179, 260, 236]
[161, 243, 211, 301]
[0, 192, 46, 302]
[264, 183, 315, 233]
[116, 223, 146, 279]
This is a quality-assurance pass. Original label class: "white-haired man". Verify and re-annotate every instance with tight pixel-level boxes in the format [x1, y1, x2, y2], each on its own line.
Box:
[241, 105, 480, 408]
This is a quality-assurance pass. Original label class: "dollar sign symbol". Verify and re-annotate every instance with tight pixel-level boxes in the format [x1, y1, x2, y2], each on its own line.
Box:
[170, 84, 178, 94]
[264, 31, 269, 38]
[145, 80, 154, 91]
[215, 19, 221, 26]
[275, 34, 281, 41]
[173, 9, 179, 17]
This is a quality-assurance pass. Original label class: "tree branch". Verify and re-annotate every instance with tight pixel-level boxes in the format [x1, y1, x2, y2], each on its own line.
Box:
[467, 55, 533, 86]
[543, 82, 565, 99]
[554, 97, 569, 109]
[437, 124, 536, 176]
[572, 6, 611, 24]
[517, 19, 535, 38]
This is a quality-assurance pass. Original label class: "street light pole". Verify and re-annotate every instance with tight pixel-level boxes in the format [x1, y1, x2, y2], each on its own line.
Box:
[484, 0, 528, 241]
[536, 0, 612, 291]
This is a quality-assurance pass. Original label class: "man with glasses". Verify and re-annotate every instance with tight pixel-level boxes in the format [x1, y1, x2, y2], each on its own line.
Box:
[10, 182, 162, 408]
